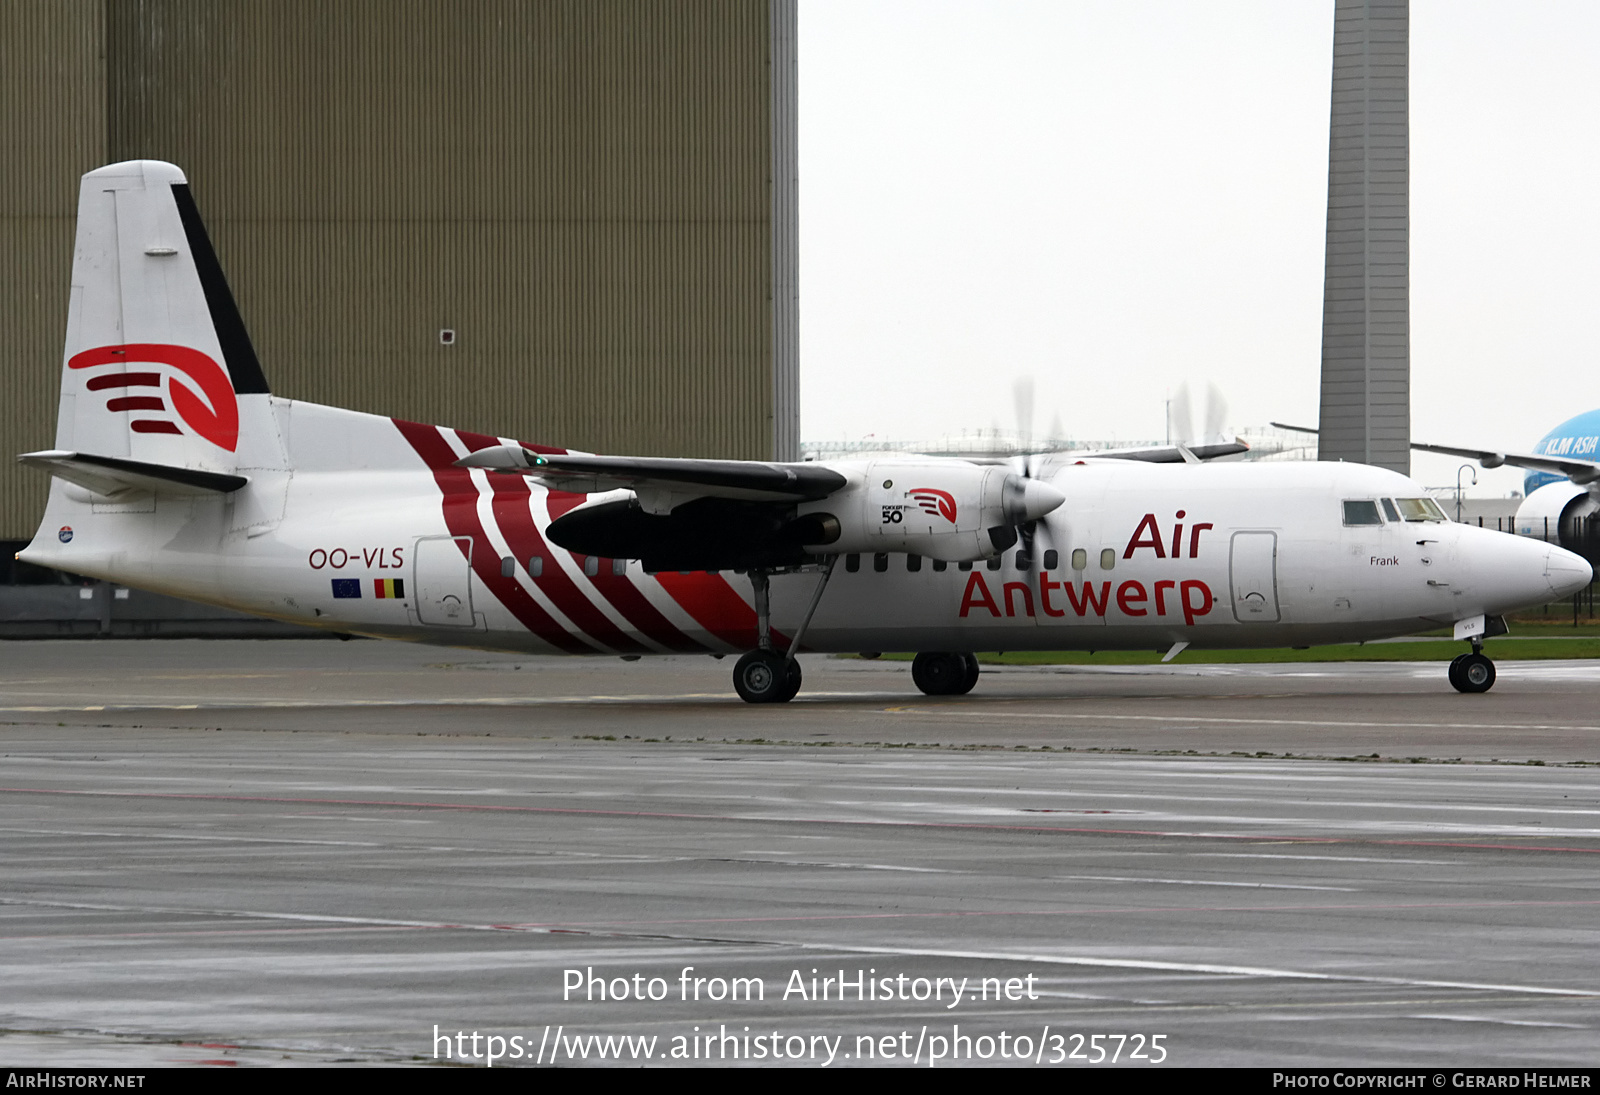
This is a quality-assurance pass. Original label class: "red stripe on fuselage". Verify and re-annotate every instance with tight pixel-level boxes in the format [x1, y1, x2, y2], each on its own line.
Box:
[502, 464, 709, 653]
[392, 419, 596, 654]
[653, 571, 788, 651]
[586, 565, 711, 653]
[476, 471, 651, 655]
[400, 422, 718, 655]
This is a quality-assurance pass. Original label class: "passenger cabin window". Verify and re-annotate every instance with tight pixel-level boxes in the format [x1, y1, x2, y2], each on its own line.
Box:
[1043, 549, 1059, 570]
[1071, 548, 1087, 571]
[1394, 497, 1447, 522]
[1015, 551, 1031, 571]
[907, 554, 922, 572]
[986, 557, 1002, 571]
[932, 559, 948, 572]
[959, 561, 973, 571]
[1381, 498, 1401, 522]
[527, 555, 543, 577]
[583, 556, 600, 577]
[845, 553, 860, 573]
[873, 553, 888, 572]
[500, 556, 515, 578]
[611, 558, 627, 576]
[1099, 548, 1115, 571]
[1342, 500, 1382, 526]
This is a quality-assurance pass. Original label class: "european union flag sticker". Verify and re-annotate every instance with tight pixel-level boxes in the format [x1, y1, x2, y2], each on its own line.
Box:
[331, 579, 362, 599]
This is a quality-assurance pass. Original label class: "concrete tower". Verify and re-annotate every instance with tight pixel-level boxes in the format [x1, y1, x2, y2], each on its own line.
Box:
[1317, 0, 1409, 473]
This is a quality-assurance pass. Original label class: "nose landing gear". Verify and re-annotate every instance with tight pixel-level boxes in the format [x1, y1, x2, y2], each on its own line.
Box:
[1447, 617, 1506, 694]
[1448, 644, 1496, 694]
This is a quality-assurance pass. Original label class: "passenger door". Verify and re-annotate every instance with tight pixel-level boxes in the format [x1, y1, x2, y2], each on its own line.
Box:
[1229, 530, 1280, 623]
[413, 536, 476, 626]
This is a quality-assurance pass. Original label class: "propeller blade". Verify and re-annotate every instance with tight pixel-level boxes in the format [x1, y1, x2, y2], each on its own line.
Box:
[1204, 382, 1228, 443]
[1170, 382, 1194, 446]
[1013, 376, 1035, 453]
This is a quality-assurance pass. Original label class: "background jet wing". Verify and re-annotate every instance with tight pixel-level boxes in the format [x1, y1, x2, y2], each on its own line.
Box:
[455, 446, 848, 511]
[1409, 442, 1600, 484]
[1271, 423, 1600, 485]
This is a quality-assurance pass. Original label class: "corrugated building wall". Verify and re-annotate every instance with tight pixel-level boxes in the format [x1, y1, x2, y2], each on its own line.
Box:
[2, 0, 798, 540]
[0, 1, 106, 542]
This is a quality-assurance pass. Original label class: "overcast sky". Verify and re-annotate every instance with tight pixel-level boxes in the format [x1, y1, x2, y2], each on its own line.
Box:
[797, 1, 1600, 494]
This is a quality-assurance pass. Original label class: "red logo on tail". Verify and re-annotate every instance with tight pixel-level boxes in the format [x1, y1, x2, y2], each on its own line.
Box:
[908, 488, 957, 523]
[70, 344, 239, 452]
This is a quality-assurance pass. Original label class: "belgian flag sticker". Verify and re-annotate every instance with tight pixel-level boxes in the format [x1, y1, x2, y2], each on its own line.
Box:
[374, 578, 405, 599]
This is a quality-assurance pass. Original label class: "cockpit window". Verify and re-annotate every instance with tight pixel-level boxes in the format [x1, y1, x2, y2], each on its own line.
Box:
[1381, 498, 1400, 522]
[1394, 497, 1446, 522]
[1343, 500, 1382, 526]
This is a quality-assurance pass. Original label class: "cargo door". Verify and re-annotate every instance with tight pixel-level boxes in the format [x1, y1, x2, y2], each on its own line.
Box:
[414, 536, 476, 626]
[1229, 530, 1280, 623]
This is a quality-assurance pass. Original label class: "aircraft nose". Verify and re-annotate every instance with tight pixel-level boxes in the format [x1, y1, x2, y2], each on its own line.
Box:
[1545, 544, 1594, 598]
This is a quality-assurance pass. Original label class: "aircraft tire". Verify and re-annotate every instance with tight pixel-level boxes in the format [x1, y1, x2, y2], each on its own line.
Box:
[777, 657, 803, 702]
[1446, 654, 1467, 691]
[733, 650, 795, 704]
[958, 652, 981, 694]
[912, 652, 968, 696]
[1452, 652, 1496, 694]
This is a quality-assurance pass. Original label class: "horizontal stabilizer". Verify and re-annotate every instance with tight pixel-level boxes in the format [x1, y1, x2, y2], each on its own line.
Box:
[19, 450, 248, 497]
[456, 446, 847, 513]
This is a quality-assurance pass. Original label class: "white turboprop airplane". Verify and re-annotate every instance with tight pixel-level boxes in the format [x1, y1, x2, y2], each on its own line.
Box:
[15, 162, 1594, 701]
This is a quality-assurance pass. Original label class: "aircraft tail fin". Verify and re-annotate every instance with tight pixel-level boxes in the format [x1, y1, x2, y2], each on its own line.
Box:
[53, 160, 269, 474]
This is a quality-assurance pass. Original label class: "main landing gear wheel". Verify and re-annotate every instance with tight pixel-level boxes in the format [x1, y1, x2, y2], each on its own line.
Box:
[913, 651, 980, 696]
[1448, 652, 1496, 694]
[733, 650, 801, 704]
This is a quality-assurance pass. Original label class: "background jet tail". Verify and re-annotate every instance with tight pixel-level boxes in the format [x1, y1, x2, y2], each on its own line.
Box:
[52, 160, 271, 476]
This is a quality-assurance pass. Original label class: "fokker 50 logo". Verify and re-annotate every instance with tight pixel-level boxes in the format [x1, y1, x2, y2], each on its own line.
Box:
[908, 488, 957, 523]
[69, 344, 239, 452]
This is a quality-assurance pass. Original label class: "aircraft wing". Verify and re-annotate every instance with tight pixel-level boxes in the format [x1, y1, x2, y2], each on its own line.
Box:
[1408, 442, 1600, 484]
[895, 439, 1249, 464]
[1269, 423, 1600, 486]
[1089, 439, 1250, 463]
[455, 446, 848, 513]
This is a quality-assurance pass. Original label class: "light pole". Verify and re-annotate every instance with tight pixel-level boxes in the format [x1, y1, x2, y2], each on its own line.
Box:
[1456, 464, 1478, 523]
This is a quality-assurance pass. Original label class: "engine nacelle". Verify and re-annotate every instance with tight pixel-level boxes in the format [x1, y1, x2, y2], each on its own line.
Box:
[1515, 481, 1600, 564]
[796, 459, 1064, 562]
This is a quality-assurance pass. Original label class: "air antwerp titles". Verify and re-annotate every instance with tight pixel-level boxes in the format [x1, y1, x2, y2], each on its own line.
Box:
[959, 510, 1215, 625]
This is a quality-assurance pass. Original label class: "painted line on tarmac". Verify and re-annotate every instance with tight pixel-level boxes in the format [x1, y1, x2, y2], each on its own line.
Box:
[771, 941, 1600, 1000]
[8, 694, 1600, 735]
[903, 707, 1600, 734]
[5, 785, 1600, 856]
[2, 892, 1597, 1000]
[0, 692, 894, 712]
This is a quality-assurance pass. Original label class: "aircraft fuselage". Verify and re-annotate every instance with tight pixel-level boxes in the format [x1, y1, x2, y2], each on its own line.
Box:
[23, 405, 1584, 660]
